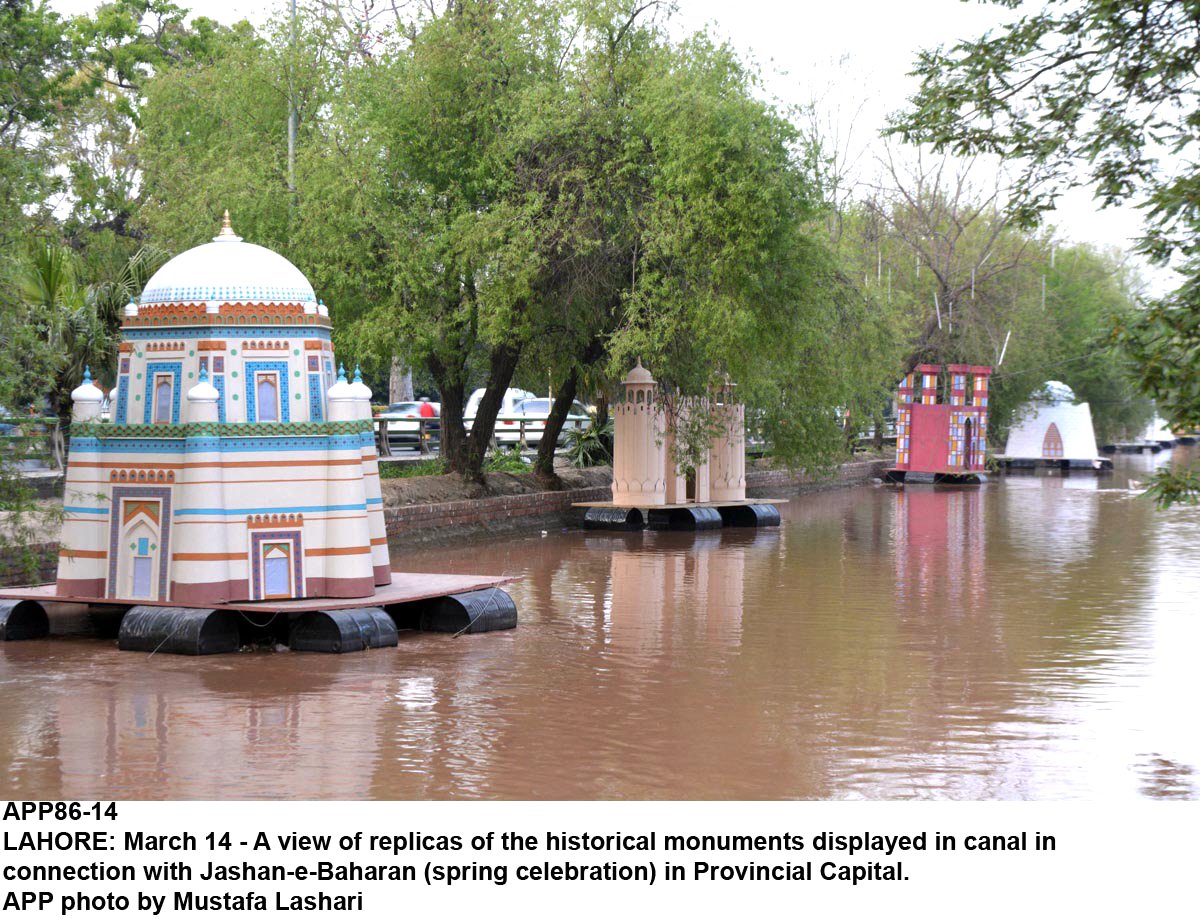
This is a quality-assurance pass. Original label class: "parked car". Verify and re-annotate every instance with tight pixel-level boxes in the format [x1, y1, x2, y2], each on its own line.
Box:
[376, 400, 440, 447]
[464, 387, 537, 426]
[493, 398, 592, 445]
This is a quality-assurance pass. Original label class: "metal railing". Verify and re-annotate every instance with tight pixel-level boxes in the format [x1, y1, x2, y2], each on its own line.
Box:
[1, 417, 64, 472]
[375, 416, 587, 456]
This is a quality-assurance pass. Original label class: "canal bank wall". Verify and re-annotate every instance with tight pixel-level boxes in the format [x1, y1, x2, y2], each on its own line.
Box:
[0, 456, 891, 585]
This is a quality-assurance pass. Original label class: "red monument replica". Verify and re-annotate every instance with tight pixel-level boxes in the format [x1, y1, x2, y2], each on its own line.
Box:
[886, 363, 992, 484]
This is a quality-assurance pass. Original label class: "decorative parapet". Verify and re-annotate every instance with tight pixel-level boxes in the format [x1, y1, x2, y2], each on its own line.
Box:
[122, 301, 331, 329]
[68, 420, 374, 439]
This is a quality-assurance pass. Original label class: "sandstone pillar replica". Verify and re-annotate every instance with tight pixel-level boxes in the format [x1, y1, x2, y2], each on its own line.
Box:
[611, 360, 667, 507]
[586, 361, 778, 530]
[708, 377, 746, 502]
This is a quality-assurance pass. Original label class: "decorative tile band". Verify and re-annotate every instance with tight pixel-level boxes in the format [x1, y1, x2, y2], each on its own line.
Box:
[70, 420, 372, 438]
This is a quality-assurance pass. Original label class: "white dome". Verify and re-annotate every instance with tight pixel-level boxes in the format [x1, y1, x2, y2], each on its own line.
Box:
[327, 365, 354, 401]
[349, 366, 372, 401]
[139, 215, 316, 306]
[187, 370, 219, 403]
[1039, 380, 1075, 404]
[71, 368, 103, 404]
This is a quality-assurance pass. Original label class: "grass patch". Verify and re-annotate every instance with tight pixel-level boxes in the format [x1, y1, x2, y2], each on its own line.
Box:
[379, 458, 447, 479]
[378, 448, 532, 480]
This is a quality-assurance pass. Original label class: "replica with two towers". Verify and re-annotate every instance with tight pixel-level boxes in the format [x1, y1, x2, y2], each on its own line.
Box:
[0, 214, 515, 653]
[885, 363, 993, 484]
[579, 360, 780, 530]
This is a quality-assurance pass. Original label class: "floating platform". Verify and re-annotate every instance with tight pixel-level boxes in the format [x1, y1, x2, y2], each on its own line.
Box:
[994, 456, 1113, 472]
[0, 572, 518, 656]
[1104, 442, 1165, 454]
[575, 499, 785, 532]
[883, 469, 987, 485]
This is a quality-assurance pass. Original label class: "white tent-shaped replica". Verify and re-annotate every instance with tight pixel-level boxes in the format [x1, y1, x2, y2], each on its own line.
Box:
[1003, 381, 1104, 469]
[1141, 415, 1176, 448]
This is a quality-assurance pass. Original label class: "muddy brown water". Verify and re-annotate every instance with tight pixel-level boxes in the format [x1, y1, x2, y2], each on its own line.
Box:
[2, 450, 1197, 800]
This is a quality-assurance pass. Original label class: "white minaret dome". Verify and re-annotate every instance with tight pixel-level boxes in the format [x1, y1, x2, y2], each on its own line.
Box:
[69, 366, 104, 423]
[349, 365, 372, 401]
[186, 366, 220, 403]
[327, 364, 356, 422]
[328, 364, 353, 400]
[138, 210, 317, 307]
[71, 367, 104, 404]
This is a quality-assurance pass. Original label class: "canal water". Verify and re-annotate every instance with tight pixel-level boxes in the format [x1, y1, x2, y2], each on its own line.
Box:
[2, 450, 1197, 800]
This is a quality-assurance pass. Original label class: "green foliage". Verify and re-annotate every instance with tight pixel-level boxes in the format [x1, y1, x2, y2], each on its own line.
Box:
[1142, 464, 1200, 510]
[485, 446, 531, 474]
[563, 419, 613, 468]
[0, 0, 81, 244]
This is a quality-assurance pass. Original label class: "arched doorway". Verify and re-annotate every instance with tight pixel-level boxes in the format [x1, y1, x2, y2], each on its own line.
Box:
[1042, 422, 1064, 458]
[964, 418, 975, 469]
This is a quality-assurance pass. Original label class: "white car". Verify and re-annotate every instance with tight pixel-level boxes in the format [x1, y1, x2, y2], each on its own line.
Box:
[464, 387, 536, 423]
[493, 398, 592, 445]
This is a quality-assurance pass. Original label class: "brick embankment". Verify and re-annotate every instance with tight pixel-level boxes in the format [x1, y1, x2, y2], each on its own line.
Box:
[0, 456, 893, 584]
[0, 544, 57, 589]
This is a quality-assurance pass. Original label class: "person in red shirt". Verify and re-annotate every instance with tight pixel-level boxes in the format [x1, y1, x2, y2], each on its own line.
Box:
[418, 398, 436, 418]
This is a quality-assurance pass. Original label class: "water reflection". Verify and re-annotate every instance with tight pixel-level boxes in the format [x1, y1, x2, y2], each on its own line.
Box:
[1, 451, 1197, 800]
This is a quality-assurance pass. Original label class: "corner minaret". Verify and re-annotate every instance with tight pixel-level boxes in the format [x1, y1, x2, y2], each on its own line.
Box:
[612, 360, 667, 507]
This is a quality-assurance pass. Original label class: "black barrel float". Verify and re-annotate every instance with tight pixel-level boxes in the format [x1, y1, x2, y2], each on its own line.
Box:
[646, 506, 723, 531]
[583, 506, 645, 531]
[390, 587, 517, 634]
[117, 606, 239, 655]
[0, 599, 49, 641]
[289, 607, 398, 653]
[718, 503, 781, 528]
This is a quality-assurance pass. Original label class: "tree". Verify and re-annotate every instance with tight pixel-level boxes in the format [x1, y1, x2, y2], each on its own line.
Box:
[0, 0, 83, 246]
[891, 0, 1200, 502]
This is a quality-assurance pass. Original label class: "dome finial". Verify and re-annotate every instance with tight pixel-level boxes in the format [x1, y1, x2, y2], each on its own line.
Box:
[337, 363, 347, 383]
[213, 209, 242, 242]
[353, 364, 363, 383]
[83, 366, 92, 384]
[199, 364, 209, 383]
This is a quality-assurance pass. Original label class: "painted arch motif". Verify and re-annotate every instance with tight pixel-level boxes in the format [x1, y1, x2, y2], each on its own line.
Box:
[1042, 422, 1064, 458]
[107, 485, 173, 601]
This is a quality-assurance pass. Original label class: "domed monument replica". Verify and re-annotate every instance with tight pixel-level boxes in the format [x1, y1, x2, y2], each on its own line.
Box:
[0, 214, 515, 653]
[57, 213, 389, 604]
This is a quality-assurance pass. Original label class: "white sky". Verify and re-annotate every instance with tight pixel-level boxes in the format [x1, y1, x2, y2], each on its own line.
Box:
[51, 0, 1175, 292]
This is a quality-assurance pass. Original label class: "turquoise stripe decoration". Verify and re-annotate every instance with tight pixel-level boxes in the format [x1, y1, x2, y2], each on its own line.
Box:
[64, 507, 110, 515]
[175, 503, 368, 516]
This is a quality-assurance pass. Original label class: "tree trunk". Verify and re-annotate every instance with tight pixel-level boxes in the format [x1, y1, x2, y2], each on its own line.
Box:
[534, 368, 579, 482]
[594, 391, 609, 430]
[429, 355, 467, 475]
[462, 344, 521, 482]
[388, 357, 413, 403]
